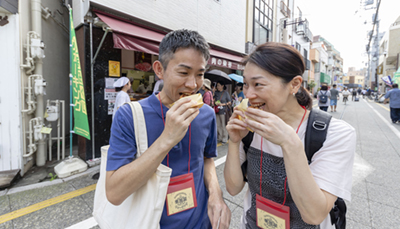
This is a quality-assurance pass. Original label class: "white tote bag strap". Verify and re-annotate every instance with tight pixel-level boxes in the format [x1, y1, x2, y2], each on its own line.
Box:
[129, 102, 147, 157]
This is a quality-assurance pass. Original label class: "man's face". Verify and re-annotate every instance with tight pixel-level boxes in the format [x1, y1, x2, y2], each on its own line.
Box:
[157, 48, 207, 104]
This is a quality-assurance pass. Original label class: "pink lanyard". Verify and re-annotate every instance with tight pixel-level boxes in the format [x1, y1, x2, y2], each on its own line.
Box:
[158, 93, 191, 172]
[259, 106, 307, 206]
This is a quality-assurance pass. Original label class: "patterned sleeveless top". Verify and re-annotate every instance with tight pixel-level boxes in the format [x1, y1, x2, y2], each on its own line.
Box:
[245, 146, 319, 229]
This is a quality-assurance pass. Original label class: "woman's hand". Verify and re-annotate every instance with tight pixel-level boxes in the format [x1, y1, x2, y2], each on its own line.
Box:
[226, 107, 249, 143]
[243, 108, 297, 146]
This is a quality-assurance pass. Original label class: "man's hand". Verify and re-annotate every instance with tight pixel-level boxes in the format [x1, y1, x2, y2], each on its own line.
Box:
[207, 193, 231, 229]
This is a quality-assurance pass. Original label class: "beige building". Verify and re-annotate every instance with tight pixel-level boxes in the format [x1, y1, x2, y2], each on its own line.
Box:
[346, 67, 366, 89]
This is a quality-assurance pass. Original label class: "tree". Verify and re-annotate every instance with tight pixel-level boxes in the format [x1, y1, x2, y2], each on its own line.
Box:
[308, 80, 316, 93]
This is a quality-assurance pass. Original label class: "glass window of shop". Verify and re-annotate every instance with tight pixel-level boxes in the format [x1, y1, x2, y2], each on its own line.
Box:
[120, 49, 159, 100]
[253, 0, 273, 45]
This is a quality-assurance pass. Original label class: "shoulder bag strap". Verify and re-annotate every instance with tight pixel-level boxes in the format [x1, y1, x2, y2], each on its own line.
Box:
[129, 102, 148, 158]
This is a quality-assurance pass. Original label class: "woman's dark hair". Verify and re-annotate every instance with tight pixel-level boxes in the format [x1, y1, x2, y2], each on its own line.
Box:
[321, 85, 328, 91]
[115, 86, 123, 92]
[242, 42, 312, 109]
[217, 81, 227, 90]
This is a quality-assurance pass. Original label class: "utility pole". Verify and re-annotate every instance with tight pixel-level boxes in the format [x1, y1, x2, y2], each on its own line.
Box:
[365, 0, 381, 90]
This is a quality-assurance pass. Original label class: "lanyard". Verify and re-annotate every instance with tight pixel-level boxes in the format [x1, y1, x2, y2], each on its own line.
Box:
[158, 92, 191, 172]
[259, 106, 307, 207]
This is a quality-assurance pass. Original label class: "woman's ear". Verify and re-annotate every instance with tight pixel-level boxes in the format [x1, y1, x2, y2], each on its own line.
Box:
[153, 61, 164, 80]
[291, 75, 303, 93]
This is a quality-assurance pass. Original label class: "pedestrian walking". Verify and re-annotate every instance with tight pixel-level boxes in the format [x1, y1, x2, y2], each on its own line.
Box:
[232, 83, 245, 108]
[317, 85, 330, 111]
[106, 29, 231, 229]
[224, 42, 356, 228]
[329, 84, 339, 112]
[383, 83, 400, 124]
[351, 89, 357, 101]
[202, 79, 213, 107]
[214, 81, 231, 144]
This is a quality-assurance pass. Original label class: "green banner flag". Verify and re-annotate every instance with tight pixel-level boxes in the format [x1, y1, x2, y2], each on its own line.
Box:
[69, 9, 91, 140]
[393, 66, 400, 85]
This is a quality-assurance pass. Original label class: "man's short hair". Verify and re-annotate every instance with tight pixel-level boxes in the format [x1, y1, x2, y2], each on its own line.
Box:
[393, 83, 399, 88]
[158, 29, 210, 70]
[333, 84, 337, 87]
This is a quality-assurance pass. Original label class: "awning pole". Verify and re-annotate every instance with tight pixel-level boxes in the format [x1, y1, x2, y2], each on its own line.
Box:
[90, 21, 95, 160]
[90, 24, 109, 160]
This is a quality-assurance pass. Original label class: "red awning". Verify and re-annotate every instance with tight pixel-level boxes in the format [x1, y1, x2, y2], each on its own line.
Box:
[96, 12, 164, 43]
[95, 11, 245, 70]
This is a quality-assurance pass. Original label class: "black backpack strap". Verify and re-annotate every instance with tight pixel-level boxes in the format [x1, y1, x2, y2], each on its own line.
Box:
[241, 131, 254, 182]
[305, 109, 346, 229]
[304, 109, 332, 163]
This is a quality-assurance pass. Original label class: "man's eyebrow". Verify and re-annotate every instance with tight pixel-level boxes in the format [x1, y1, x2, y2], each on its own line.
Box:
[177, 64, 206, 72]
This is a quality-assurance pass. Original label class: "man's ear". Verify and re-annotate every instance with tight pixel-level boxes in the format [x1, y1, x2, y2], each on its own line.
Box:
[291, 75, 303, 93]
[153, 60, 164, 80]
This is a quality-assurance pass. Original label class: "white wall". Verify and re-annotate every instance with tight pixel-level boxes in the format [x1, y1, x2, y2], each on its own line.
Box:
[0, 13, 23, 172]
[90, 0, 247, 53]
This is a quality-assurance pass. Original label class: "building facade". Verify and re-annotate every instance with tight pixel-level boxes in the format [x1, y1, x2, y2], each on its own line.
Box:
[378, 15, 400, 92]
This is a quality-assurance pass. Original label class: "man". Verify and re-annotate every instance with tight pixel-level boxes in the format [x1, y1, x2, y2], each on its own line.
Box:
[106, 29, 231, 229]
[384, 83, 400, 124]
[329, 84, 339, 112]
[351, 88, 357, 101]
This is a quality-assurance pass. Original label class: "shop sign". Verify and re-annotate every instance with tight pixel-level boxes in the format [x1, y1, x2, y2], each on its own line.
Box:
[208, 57, 245, 70]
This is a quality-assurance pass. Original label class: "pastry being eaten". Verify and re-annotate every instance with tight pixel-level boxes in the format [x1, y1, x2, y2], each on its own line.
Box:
[171, 93, 204, 108]
[236, 98, 263, 132]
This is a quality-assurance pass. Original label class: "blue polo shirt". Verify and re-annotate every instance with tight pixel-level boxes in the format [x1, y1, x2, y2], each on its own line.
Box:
[385, 88, 400, 108]
[107, 92, 218, 229]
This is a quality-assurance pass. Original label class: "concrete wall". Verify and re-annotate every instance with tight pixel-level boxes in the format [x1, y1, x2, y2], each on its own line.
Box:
[17, 0, 70, 173]
[0, 13, 23, 173]
[90, 0, 247, 54]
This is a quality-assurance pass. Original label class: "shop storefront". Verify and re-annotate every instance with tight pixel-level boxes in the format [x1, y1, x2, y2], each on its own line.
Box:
[76, 10, 245, 160]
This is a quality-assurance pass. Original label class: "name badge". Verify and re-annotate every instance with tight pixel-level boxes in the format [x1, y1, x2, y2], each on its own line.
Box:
[166, 173, 197, 216]
[256, 194, 290, 229]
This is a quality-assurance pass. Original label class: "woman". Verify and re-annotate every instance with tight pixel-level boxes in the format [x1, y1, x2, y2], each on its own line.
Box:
[232, 83, 245, 107]
[112, 77, 132, 120]
[214, 81, 231, 143]
[317, 85, 330, 111]
[202, 78, 213, 106]
[224, 42, 355, 228]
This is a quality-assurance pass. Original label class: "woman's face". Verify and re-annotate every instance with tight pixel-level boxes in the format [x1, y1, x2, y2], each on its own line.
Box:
[243, 62, 294, 114]
[217, 83, 224, 91]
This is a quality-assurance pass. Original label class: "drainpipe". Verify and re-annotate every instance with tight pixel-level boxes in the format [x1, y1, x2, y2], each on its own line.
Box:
[32, 0, 46, 166]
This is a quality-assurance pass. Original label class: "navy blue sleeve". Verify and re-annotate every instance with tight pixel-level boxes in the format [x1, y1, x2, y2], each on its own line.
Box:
[106, 104, 137, 171]
[204, 109, 218, 158]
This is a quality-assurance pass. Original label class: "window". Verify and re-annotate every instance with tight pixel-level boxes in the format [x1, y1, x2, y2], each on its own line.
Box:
[315, 63, 320, 73]
[295, 42, 301, 51]
[253, 0, 274, 45]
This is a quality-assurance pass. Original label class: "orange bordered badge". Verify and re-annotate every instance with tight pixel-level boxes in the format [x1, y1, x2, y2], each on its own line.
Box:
[166, 173, 197, 216]
[256, 194, 290, 229]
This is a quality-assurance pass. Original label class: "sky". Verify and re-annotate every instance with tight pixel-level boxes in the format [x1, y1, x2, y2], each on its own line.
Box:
[298, 0, 400, 73]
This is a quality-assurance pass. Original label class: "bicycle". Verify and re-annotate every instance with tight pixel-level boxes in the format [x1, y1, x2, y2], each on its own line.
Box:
[343, 96, 348, 105]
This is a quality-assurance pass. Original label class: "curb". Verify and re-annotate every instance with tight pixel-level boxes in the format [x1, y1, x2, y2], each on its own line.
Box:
[0, 165, 100, 197]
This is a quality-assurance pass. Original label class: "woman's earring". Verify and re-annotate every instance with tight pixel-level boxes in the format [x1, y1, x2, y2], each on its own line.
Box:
[293, 92, 295, 96]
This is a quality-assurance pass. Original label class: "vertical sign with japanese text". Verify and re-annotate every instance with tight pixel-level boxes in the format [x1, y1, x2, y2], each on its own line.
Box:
[70, 9, 91, 140]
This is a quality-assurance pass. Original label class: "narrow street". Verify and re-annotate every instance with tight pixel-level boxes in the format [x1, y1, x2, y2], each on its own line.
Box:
[1, 97, 400, 228]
